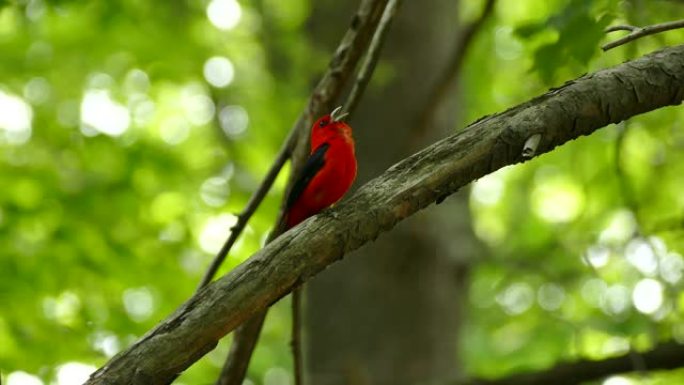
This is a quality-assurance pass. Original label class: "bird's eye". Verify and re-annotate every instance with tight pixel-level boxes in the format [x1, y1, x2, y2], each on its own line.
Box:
[319, 119, 328, 127]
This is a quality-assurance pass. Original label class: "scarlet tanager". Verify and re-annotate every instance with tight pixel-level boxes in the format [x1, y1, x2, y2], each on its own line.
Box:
[285, 106, 357, 228]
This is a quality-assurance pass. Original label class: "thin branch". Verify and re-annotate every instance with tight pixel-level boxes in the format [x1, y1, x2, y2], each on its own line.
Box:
[85, 44, 684, 385]
[290, 2, 404, 383]
[406, 0, 496, 150]
[291, 286, 303, 385]
[197, 139, 293, 289]
[343, 0, 403, 116]
[198, 0, 395, 291]
[214, 1, 394, 384]
[602, 19, 684, 51]
[455, 341, 684, 385]
[215, 313, 266, 385]
[606, 25, 639, 33]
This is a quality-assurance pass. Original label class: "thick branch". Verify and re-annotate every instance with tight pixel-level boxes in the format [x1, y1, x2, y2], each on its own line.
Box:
[602, 19, 684, 51]
[86, 44, 684, 385]
[458, 341, 684, 385]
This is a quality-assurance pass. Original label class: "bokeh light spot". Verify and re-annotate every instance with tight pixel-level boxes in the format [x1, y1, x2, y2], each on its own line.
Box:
[122, 287, 155, 322]
[200, 177, 230, 207]
[80, 90, 130, 136]
[129, 95, 156, 127]
[181, 83, 216, 126]
[601, 284, 630, 316]
[660, 252, 684, 284]
[56, 362, 96, 385]
[124, 68, 150, 94]
[42, 291, 82, 326]
[471, 172, 504, 206]
[599, 210, 637, 245]
[632, 278, 663, 314]
[603, 376, 633, 385]
[207, 0, 242, 30]
[90, 331, 120, 358]
[219, 105, 249, 138]
[0, 89, 33, 144]
[204, 56, 235, 88]
[7, 371, 43, 385]
[199, 214, 239, 254]
[625, 238, 658, 276]
[584, 244, 610, 268]
[497, 283, 534, 315]
[537, 283, 565, 311]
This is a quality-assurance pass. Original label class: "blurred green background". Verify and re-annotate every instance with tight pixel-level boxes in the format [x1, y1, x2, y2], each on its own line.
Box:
[1, 0, 684, 384]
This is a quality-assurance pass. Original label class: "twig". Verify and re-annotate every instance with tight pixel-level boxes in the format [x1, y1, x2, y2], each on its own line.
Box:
[406, 0, 496, 150]
[291, 286, 303, 385]
[215, 313, 266, 385]
[343, 0, 403, 116]
[197, 135, 295, 289]
[602, 19, 684, 51]
[214, 1, 393, 384]
[290, 2, 404, 384]
[199, 0, 397, 292]
[453, 341, 684, 385]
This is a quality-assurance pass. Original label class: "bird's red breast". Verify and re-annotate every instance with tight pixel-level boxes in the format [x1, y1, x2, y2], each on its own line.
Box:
[285, 107, 357, 229]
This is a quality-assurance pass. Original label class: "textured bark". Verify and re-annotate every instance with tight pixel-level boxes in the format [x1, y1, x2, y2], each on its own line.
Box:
[86, 44, 684, 385]
[304, 0, 470, 384]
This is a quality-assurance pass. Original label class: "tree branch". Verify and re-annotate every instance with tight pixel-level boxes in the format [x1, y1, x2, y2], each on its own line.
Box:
[197, 147, 291, 289]
[343, 0, 403, 116]
[86, 44, 684, 385]
[456, 341, 684, 385]
[199, 0, 392, 291]
[291, 2, 403, 383]
[291, 286, 303, 385]
[602, 19, 684, 51]
[214, 1, 394, 384]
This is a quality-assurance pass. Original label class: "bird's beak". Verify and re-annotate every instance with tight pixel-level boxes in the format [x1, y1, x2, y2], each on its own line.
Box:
[330, 106, 349, 122]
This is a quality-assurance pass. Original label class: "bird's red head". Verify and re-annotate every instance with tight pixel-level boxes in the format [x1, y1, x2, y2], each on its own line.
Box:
[311, 106, 353, 149]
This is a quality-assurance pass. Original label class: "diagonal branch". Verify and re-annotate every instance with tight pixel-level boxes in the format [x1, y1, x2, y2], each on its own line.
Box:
[602, 19, 684, 51]
[215, 1, 394, 384]
[291, 1, 403, 383]
[456, 341, 684, 385]
[343, 0, 403, 116]
[199, 0, 392, 291]
[197, 146, 290, 289]
[86, 44, 684, 385]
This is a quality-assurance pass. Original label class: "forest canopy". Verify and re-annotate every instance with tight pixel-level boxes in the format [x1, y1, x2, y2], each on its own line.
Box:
[2, 0, 684, 384]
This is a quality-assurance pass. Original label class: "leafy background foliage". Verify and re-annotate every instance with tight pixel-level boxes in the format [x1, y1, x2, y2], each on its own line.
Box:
[1, 0, 684, 384]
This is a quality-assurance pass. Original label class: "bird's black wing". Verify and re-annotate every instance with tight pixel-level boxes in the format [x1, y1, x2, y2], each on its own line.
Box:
[286, 142, 330, 209]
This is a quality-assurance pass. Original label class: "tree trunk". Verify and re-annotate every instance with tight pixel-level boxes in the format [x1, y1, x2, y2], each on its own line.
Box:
[304, 1, 475, 384]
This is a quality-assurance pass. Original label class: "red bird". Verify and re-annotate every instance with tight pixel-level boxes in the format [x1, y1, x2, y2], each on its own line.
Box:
[285, 106, 357, 228]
